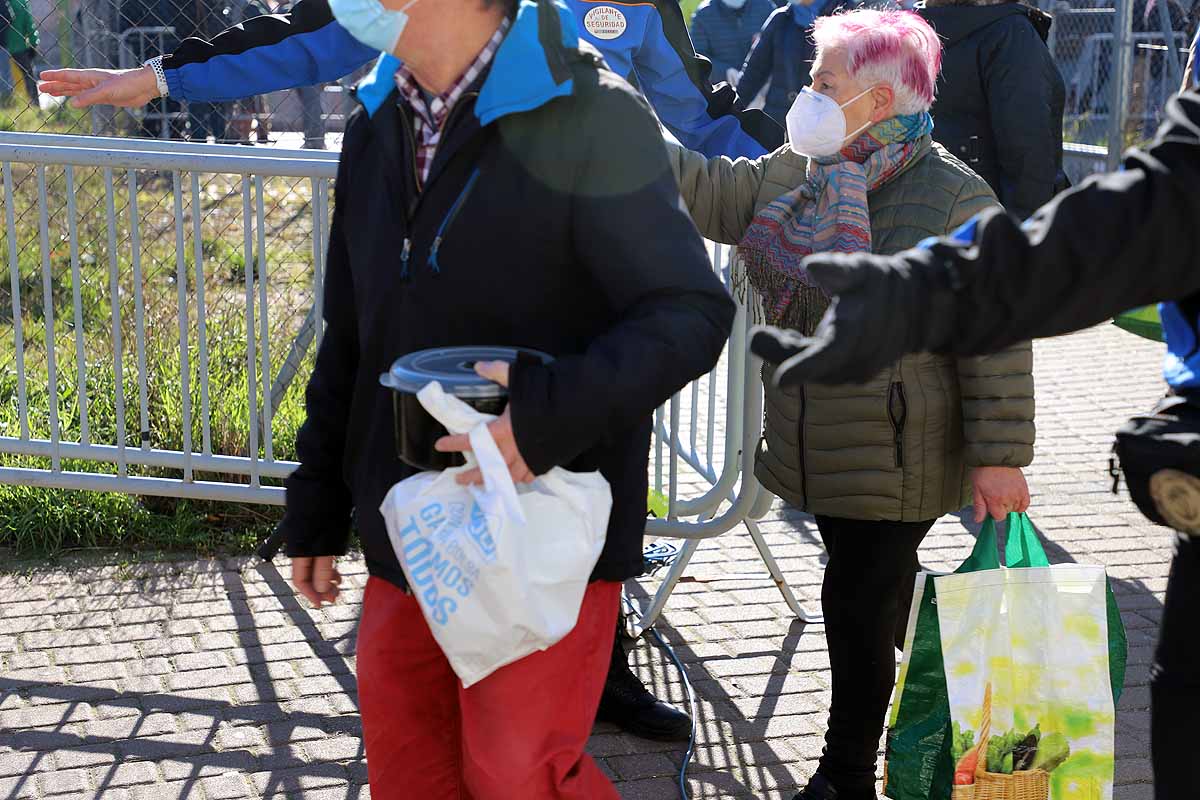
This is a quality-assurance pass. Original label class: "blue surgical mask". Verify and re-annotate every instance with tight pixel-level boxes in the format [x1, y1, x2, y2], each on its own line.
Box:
[721, 0, 749, 9]
[329, 0, 421, 55]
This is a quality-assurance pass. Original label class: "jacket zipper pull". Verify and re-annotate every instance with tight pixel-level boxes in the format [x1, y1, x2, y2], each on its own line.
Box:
[400, 238, 411, 280]
[429, 237, 443, 273]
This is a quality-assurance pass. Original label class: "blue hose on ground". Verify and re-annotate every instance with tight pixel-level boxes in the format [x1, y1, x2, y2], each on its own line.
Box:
[646, 623, 698, 800]
[627, 542, 699, 800]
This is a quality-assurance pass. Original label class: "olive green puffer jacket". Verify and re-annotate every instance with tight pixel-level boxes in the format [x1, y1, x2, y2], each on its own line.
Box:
[669, 139, 1036, 521]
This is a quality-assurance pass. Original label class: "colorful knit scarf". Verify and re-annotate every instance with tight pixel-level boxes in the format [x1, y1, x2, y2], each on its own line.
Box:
[739, 112, 934, 331]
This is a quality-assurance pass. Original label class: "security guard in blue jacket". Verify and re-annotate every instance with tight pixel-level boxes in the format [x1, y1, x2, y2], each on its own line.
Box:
[44, 0, 782, 159]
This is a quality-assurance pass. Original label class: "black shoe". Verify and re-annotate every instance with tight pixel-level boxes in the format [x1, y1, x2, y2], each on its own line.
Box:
[596, 640, 692, 741]
[792, 773, 877, 800]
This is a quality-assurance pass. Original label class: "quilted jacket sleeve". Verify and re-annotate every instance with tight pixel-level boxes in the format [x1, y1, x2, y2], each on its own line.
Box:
[949, 179, 1036, 468]
[666, 139, 770, 243]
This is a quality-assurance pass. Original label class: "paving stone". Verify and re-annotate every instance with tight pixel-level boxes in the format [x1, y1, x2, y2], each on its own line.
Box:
[100, 760, 162, 787]
[0, 751, 53, 778]
[5, 651, 53, 670]
[250, 764, 349, 794]
[609, 752, 678, 780]
[301, 734, 364, 763]
[53, 745, 121, 771]
[36, 766, 92, 795]
[130, 781, 202, 800]
[2, 701, 95, 729]
[0, 326, 1172, 799]
[201, 772, 255, 799]
[160, 750, 258, 781]
[173, 651, 233, 672]
[216, 724, 268, 751]
[0, 774, 38, 799]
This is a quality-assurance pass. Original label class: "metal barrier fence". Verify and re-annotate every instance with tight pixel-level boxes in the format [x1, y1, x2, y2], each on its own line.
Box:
[1063, 141, 1111, 184]
[0, 131, 334, 502]
[0, 131, 815, 629]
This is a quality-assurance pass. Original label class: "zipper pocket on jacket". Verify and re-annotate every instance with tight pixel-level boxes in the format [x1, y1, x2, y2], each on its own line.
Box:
[427, 168, 481, 273]
[888, 381, 908, 468]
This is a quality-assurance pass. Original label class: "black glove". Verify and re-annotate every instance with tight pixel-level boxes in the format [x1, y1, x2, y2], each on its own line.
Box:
[750, 249, 954, 387]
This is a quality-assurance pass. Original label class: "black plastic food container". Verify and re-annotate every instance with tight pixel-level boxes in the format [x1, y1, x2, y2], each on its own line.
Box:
[379, 346, 553, 471]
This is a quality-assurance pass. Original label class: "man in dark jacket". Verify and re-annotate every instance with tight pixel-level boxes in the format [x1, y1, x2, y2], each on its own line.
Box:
[920, 0, 1066, 220]
[279, 0, 734, 793]
[749, 42, 1199, 799]
[40, 0, 777, 744]
[690, 0, 777, 87]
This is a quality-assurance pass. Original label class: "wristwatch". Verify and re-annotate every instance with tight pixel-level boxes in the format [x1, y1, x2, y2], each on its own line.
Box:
[143, 55, 169, 98]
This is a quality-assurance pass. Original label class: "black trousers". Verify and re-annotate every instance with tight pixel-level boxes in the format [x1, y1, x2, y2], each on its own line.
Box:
[813, 514, 935, 796]
[1151, 533, 1200, 800]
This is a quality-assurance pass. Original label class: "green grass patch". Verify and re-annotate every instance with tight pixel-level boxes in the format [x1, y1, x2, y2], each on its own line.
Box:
[0, 113, 324, 561]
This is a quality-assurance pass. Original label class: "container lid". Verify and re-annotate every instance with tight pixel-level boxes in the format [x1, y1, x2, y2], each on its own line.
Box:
[379, 346, 553, 399]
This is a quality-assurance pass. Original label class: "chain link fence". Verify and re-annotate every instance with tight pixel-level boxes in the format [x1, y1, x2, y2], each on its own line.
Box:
[0, 0, 352, 495]
[0, 137, 334, 498]
[0, 0, 367, 146]
[1045, 0, 1197, 165]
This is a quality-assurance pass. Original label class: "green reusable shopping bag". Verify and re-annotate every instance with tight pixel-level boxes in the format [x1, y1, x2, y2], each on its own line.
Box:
[882, 514, 1127, 800]
[1113, 306, 1163, 342]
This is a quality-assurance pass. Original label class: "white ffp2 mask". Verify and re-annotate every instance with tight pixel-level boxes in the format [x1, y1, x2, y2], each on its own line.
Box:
[785, 86, 875, 158]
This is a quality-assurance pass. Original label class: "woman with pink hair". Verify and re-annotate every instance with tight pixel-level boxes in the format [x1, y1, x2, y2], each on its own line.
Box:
[669, 9, 1036, 799]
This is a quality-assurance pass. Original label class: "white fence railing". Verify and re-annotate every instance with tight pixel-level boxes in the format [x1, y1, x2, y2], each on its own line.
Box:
[0, 132, 334, 503]
[0, 131, 818, 630]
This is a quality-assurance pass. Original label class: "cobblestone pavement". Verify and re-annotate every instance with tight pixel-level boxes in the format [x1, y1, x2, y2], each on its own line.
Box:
[0, 324, 1170, 799]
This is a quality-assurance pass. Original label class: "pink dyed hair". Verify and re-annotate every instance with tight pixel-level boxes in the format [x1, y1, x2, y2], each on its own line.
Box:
[811, 9, 943, 116]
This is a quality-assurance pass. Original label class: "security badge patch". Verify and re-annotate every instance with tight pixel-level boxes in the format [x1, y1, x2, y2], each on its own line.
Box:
[583, 5, 628, 40]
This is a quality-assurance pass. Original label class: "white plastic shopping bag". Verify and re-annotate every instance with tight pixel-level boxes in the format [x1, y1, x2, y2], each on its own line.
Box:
[379, 382, 612, 687]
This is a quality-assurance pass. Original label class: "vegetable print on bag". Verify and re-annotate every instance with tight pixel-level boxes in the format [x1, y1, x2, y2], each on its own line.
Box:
[937, 558, 1116, 798]
[936, 566, 1113, 796]
[884, 514, 1125, 800]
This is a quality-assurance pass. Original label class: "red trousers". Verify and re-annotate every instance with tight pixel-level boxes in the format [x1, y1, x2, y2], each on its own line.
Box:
[356, 575, 623, 800]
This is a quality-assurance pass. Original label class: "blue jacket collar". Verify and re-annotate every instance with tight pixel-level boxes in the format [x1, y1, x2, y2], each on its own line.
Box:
[354, 0, 579, 123]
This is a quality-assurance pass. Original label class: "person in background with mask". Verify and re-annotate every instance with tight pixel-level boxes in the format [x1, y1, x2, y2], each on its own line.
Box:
[735, 0, 831, 125]
[920, 0, 1066, 220]
[690, 0, 777, 89]
[38, 0, 784, 744]
[749, 34, 1200, 799]
[275, 0, 736, 795]
[666, 10, 1035, 798]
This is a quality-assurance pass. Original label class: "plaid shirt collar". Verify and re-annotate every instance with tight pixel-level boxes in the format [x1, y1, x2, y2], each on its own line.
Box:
[394, 18, 510, 139]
